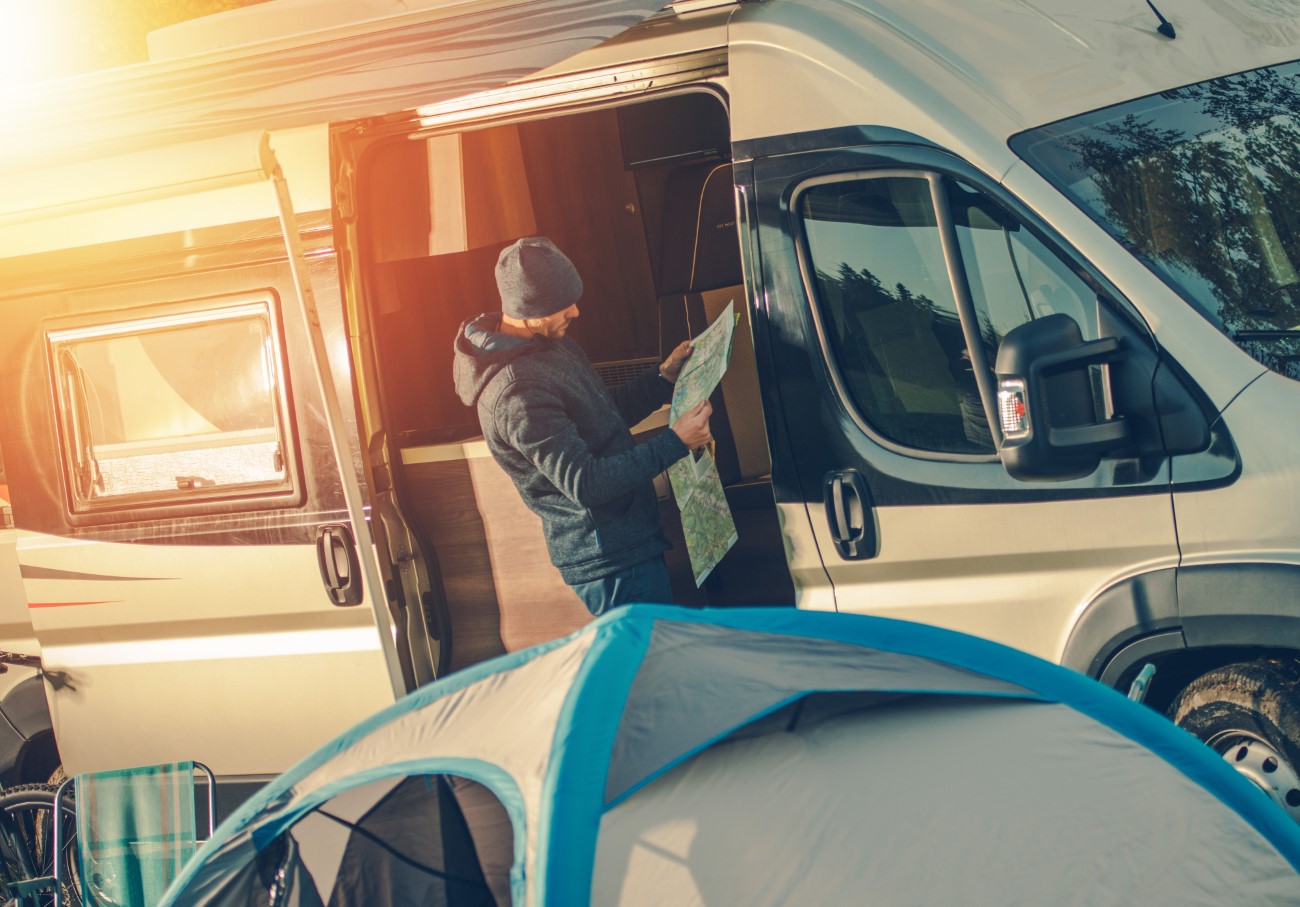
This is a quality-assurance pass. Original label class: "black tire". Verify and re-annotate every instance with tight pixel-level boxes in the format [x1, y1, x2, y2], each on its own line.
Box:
[0, 783, 80, 907]
[1168, 659, 1300, 820]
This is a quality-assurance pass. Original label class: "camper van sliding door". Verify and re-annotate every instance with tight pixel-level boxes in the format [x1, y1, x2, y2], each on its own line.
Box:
[26, 279, 402, 780]
[742, 141, 1181, 662]
[3, 136, 401, 782]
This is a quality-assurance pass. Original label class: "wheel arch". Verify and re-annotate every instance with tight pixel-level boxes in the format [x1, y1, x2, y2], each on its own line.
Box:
[0, 673, 57, 786]
[1061, 567, 1183, 681]
[1064, 564, 1300, 713]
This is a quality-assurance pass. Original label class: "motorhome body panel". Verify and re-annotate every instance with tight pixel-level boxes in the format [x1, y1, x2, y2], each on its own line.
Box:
[0, 127, 331, 261]
[20, 536, 394, 775]
[0, 497, 48, 786]
[0, 493, 33, 659]
[1175, 372, 1300, 577]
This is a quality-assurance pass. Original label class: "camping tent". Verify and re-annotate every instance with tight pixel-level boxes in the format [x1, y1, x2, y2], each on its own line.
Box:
[161, 606, 1300, 906]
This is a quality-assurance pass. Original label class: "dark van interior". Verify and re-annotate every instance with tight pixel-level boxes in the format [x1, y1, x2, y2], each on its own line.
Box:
[354, 91, 793, 671]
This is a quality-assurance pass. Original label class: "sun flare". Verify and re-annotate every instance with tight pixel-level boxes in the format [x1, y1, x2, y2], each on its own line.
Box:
[0, 0, 61, 94]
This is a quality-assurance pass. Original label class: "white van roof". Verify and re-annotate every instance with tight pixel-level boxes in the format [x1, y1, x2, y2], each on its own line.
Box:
[728, 0, 1300, 148]
[921, 0, 1295, 123]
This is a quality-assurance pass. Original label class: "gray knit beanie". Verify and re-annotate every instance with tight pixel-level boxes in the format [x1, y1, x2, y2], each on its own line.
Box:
[496, 236, 584, 320]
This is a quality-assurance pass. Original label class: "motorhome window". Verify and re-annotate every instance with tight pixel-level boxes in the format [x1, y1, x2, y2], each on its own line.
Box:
[1011, 59, 1300, 379]
[47, 298, 295, 512]
[800, 175, 994, 454]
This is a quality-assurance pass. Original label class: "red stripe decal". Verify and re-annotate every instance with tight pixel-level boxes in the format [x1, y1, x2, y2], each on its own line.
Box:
[28, 601, 119, 609]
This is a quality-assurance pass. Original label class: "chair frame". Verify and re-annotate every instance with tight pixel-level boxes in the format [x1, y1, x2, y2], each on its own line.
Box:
[51, 762, 216, 907]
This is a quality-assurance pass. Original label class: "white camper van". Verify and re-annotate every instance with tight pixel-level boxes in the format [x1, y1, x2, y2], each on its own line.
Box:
[2, 0, 1300, 816]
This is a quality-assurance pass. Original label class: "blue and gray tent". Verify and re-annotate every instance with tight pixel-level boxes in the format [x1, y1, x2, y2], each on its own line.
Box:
[161, 606, 1300, 906]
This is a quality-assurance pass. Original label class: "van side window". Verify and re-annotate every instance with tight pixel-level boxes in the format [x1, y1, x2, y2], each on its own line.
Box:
[799, 173, 1102, 457]
[47, 296, 296, 513]
[801, 175, 992, 454]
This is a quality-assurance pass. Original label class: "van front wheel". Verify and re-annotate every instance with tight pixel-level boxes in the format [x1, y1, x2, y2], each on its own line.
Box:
[1168, 659, 1300, 822]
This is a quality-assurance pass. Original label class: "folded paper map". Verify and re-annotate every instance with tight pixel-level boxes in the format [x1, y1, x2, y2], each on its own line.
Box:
[669, 300, 736, 423]
[668, 301, 739, 586]
[668, 447, 737, 587]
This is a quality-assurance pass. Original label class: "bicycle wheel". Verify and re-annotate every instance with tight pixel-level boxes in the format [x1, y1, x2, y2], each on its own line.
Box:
[0, 783, 80, 907]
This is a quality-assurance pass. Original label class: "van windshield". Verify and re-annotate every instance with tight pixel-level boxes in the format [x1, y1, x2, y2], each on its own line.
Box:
[1011, 60, 1300, 379]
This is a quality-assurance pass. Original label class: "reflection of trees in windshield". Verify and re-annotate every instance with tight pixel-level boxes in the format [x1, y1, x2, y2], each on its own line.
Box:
[1177, 67, 1300, 132]
[1020, 65, 1300, 378]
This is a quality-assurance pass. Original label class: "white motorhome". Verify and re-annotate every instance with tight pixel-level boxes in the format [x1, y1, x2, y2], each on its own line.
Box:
[2, 0, 1299, 818]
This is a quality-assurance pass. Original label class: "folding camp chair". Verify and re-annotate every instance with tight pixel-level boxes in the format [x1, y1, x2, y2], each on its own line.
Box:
[52, 762, 215, 907]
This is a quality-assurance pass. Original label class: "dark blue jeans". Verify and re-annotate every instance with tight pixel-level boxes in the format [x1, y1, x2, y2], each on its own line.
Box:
[570, 556, 673, 616]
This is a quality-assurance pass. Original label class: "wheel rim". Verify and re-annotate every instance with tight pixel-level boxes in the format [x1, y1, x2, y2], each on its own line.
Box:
[1206, 730, 1300, 823]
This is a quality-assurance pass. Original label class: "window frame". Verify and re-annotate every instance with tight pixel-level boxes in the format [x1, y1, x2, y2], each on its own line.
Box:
[790, 159, 1149, 467]
[45, 291, 304, 522]
[792, 167, 1004, 462]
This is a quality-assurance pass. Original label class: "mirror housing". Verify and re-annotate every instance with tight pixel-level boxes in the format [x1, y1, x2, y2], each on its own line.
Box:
[995, 313, 1130, 481]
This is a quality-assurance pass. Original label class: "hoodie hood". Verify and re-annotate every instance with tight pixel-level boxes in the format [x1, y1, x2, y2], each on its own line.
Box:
[453, 312, 541, 407]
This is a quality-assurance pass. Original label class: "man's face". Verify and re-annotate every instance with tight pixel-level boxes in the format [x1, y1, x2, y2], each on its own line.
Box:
[529, 303, 580, 339]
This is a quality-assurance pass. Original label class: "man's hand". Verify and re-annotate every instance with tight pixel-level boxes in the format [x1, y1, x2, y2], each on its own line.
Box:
[671, 400, 712, 450]
[659, 340, 693, 384]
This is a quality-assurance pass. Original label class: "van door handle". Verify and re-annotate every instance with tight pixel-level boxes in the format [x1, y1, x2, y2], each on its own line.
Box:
[315, 524, 364, 606]
[823, 469, 878, 561]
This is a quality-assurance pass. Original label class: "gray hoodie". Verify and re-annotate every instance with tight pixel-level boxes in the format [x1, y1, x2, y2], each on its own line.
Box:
[452, 313, 688, 585]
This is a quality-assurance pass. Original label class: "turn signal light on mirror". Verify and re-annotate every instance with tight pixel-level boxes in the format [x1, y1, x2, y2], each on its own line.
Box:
[998, 379, 1029, 438]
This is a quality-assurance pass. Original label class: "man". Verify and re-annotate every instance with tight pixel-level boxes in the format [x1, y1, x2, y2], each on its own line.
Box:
[453, 236, 712, 615]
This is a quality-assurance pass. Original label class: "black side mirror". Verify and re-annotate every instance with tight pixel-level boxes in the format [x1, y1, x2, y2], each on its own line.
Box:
[994, 313, 1130, 480]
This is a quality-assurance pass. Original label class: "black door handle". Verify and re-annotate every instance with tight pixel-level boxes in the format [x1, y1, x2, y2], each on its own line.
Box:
[823, 469, 878, 561]
[316, 524, 364, 606]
